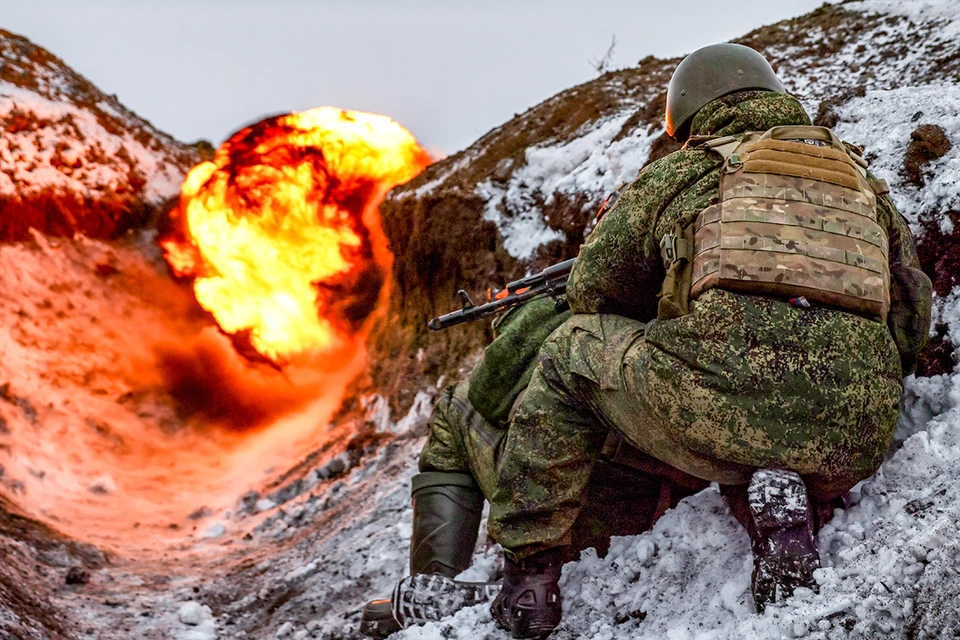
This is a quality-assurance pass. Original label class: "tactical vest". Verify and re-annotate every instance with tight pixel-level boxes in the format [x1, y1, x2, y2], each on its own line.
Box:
[658, 125, 891, 321]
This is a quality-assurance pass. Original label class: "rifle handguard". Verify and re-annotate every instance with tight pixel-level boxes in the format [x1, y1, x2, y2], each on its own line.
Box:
[427, 258, 576, 331]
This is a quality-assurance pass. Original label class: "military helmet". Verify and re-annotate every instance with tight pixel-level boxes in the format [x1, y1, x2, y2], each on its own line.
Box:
[665, 43, 785, 138]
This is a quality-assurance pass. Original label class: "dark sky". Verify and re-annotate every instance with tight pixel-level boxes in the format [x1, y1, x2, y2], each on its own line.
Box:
[3, 0, 826, 154]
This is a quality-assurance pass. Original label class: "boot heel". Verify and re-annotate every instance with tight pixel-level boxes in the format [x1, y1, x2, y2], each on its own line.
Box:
[491, 549, 563, 638]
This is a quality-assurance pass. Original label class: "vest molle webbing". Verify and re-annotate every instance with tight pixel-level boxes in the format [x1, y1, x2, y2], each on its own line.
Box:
[690, 125, 890, 320]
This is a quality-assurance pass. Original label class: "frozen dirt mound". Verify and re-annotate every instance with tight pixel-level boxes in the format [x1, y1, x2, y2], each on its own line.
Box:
[0, 30, 200, 241]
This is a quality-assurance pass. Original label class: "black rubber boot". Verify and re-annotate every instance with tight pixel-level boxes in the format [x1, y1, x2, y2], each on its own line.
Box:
[360, 472, 485, 637]
[409, 471, 484, 577]
[491, 548, 564, 639]
[746, 469, 821, 612]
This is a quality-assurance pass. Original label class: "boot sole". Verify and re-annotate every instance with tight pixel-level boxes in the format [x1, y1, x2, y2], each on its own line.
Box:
[513, 606, 562, 638]
[748, 469, 821, 611]
[394, 574, 500, 627]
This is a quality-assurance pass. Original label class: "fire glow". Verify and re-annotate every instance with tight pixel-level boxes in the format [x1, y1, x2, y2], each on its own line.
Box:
[0, 109, 431, 550]
[163, 107, 430, 364]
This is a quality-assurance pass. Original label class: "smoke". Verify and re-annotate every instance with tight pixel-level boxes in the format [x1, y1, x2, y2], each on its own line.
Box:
[154, 327, 323, 431]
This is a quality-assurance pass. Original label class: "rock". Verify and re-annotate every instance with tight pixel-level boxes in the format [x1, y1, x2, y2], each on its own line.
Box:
[0, 30, 199, 242]
[177, 601, 210, 626]
[317, 457, 346, 480]
[904, 124, 952, 186]
[94, 262, 119, 278]
[188, 506, 212, 520]
[267, 479, 305, 506]
[65, 567, 90, 585]
[256, 499, 278, 512]
[238, 490, 261, 514]
[88, 476, 116, 495]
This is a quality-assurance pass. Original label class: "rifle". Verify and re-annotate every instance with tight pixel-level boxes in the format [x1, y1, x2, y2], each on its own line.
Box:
[428, 258, 576, 331]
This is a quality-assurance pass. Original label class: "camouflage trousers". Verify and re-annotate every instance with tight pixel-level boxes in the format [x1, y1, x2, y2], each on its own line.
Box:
[488, 312, 901, 559]
[419, 381, 706, 559]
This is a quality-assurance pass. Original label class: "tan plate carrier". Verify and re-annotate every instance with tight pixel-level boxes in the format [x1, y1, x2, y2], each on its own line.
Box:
[660, 125, 891, 321]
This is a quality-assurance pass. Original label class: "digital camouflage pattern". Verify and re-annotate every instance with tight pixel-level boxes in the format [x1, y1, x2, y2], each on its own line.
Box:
[420, 295, 575, 492]
[420, 293, 710, 556]
[418, 380, 701, 559]
[564, 91, 815, 320]
[468, 295, 573, 425]
[419, 381, 504, 500]
[488, 91, 933, 559]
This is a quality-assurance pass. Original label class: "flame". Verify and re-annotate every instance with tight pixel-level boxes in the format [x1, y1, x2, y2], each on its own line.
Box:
[163, 107, 430, 363]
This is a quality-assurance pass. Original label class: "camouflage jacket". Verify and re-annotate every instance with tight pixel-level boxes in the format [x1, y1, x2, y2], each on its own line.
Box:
[567, 91, 932, 375]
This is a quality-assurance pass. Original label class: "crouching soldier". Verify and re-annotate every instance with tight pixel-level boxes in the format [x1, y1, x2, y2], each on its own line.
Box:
[361, 296, 708, 637]
[486, 43, 933, 638]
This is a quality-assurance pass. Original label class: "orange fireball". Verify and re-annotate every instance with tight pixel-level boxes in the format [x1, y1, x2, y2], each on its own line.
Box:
[163, 108, 430, 363]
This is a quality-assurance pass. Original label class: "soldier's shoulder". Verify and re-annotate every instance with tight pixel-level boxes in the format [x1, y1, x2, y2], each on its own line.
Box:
[607, 146, 719, 210]
[643, 144, 711, 172]
[636, 143, 717, 184]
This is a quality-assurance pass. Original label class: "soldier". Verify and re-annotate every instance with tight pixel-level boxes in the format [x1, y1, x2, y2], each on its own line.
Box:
[361, 296, 708, 638]
[488, 43, 933, 638]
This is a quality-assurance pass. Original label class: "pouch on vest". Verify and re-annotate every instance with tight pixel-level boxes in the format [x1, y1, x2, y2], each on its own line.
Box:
[689, 125, 891, 321]
[468, 295, 572, 426]
[657, 221, 695, 320]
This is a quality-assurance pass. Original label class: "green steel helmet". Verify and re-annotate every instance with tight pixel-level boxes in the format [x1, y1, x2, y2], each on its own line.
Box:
[665, 43, 785, 138]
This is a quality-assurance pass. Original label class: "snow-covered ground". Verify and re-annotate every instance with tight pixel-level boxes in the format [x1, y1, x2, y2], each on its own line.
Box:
[0, 84, 189, 202]
[352, 2, 960, 639]
[2, 0, 960, 639]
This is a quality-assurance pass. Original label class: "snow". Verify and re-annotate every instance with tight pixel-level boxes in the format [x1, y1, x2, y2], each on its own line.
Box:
[0, 84, 190, 202]
[176, 602, 217, 640]
[936, 289, 960, 358]
[382, 382, 960, 639]
[0, 33, 197, 209]
[847, 0, 960, 35]
[178, 601, 210, 626]
[478, 179, 566, 260]
[831, 83, 960, 233]
[477, 111, 658, 260]
[257, 498, 279, 512]
[378, 3, 960, 639]
[2, 2, 960, 639]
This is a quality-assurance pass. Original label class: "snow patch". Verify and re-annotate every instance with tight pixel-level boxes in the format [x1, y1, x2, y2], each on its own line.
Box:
[832, 84, 960, 232]
[177, 601, 210, 626]
[177, 601, 217, 638]
[393, 391, 437, 434]
[0, 85, 189, 202]
[847, 0, 960, 36]
[478, 111, 657, 260]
